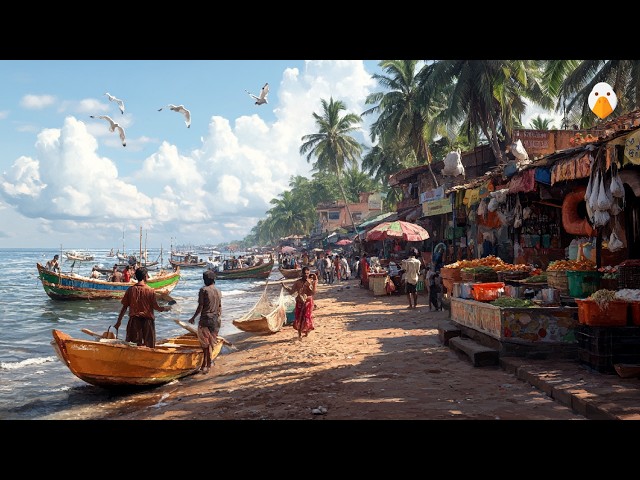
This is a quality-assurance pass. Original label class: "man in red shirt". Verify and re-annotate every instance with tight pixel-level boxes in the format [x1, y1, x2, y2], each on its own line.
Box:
[114, 267, 171, 348]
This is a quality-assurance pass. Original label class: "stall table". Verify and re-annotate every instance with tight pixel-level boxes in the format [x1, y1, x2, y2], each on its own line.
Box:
[450, 297, 580, 358]
[368, 272, 389, 296]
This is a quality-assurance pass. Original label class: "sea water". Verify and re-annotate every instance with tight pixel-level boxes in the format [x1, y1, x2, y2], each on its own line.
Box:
[0, 248, 281, 420]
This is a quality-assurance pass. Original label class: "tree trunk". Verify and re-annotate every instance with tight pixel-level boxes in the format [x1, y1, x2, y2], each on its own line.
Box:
[333, 157, 360, 251]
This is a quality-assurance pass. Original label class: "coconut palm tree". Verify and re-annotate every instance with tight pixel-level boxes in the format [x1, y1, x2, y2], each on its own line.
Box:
[544, 60, 640, 128]
[300, 97, 363, 237]
[529, 115, 555, 130]
[420, 60, 551, 164]
[363, 60, 442, 187]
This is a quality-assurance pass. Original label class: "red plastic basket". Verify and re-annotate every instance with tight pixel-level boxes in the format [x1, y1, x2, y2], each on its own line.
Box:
[576, 299, 628, 326]
[471, 282, 505, 302]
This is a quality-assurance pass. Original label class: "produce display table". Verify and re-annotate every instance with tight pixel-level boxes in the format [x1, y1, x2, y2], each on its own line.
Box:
[368, 272, 389, 296]
[450, 297, 579, 349]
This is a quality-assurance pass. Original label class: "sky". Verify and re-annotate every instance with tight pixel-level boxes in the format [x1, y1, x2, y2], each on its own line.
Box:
[0, 60, 562, 250]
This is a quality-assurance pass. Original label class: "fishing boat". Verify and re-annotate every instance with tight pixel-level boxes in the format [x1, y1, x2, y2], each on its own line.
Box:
[232, 284, 289, 334]
[64, 250, 95, 262]
[278, 266, 302, 279]
[36, 263, 180, 301]
[51, 328, 226, 388]
[169, 251, 207, 268]
[215, 256, 274, 280]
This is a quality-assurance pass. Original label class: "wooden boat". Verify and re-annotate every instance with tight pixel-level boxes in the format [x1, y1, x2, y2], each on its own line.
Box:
[232, 284, 288, 333]
[169, 251, 207, 268]
[614, 364, 640, 379]
[36, 262, 180, 301]
[216, 256, 274, 280]
[51, 328, 225, 388]
[64, 250, 95, 262]
[278, 267, 302, 279]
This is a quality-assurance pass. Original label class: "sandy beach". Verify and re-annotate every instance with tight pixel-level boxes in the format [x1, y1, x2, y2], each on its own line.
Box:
[69, 275, 586, 421]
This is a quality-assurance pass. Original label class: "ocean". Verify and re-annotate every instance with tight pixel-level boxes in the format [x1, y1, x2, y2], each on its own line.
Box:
[0, 248, 282, 420]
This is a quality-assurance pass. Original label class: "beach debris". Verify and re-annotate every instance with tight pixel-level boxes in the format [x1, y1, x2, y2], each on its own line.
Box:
[245, 83, 269, 105]
[90, 114, 126, 146]
[311, 406, 328, 415]
[158, 104, 191, 128]
[104, 92, 125, 114]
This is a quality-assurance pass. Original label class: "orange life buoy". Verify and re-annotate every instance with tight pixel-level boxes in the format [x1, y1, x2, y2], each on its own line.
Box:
[562, 185, 596, 237]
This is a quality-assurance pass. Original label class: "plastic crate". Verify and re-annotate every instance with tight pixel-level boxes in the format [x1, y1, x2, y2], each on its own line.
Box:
[619, 264, 640, 289]
[471, 282, 505, 302]
[576, 299, 628, 326]
[566, 270, 601, 298]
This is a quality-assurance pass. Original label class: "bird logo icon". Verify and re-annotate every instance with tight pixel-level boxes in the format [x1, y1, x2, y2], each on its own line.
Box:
[588, 82, 617, 119]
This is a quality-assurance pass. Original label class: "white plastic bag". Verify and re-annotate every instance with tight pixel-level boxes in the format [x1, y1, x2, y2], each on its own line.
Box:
[593, 209, 610, 228]
[609, 231, 624, 252]
[610, 173, 625, 198]
[596, 174, 613, 211]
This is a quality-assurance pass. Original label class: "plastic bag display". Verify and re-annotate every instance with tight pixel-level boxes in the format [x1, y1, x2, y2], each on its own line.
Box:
[443, 149, 465, 177]
[609, 231, 624, 252]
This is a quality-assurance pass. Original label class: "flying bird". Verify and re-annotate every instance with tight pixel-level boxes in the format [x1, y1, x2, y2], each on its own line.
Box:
[158, 104, 191, 128]
[104, 92, 125, 115]
[90, 115, 126, 146]
[588, 82, 618, 119]
[245, 83, 269, 105]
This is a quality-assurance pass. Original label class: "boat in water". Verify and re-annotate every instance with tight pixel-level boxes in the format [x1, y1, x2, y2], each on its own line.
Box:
[36, 262, 180, 300]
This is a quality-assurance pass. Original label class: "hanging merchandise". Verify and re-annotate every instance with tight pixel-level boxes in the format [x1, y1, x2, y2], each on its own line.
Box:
[624, 129, 640, 165]
[513, 196, 523, 229]
[608, 216, 625, 252]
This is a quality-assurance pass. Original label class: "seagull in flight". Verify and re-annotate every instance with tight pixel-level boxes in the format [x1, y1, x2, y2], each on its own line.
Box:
[158, 104, 191, 128]
[90, 115, 126, 146]
[104, 93, 125, 115]
[245, 83, 269, 105]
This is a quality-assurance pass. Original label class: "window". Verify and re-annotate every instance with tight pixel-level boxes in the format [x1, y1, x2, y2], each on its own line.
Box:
[352, 212, 362, 221]
[328, 211, 340, 221]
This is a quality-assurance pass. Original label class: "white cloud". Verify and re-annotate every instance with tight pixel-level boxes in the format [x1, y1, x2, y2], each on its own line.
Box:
[21, 94, 56, 109]
[0, 110, 9, 120]
[0, 61, 380, 246]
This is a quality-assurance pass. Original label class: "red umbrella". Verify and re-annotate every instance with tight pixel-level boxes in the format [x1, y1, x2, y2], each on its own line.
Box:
[336, 239, 352, 246]
[365, 220, 430, 242]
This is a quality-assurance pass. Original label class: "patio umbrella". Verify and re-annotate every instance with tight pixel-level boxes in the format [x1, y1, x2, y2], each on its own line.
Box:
[281, 246, 296, 254]
[336, 239, 352, 246]
[365, 220, 430, 242]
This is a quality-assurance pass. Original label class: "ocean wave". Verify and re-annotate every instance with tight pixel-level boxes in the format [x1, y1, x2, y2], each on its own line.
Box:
[0, 355, 57, 370]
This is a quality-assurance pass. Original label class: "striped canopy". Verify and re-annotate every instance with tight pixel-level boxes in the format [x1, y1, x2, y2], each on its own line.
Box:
[365, 220, 430, 242]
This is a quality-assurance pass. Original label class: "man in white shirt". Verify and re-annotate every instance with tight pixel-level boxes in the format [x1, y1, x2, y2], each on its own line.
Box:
[401, 248, 422, 309]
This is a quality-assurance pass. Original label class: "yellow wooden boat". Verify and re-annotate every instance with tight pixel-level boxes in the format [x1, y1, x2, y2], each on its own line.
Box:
[278, 267, 302, 279]
[51, 328, 225, 389]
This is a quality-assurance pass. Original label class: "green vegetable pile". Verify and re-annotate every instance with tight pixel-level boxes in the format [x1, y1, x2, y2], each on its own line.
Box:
[461, 266, 495, 274]
[523, 274, 547, 283]
[489, 297, 537, 308]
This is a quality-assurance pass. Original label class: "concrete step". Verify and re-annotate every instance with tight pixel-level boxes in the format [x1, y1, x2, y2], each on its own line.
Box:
[437, 320, 461, 346]
[449, 336, 499, 367]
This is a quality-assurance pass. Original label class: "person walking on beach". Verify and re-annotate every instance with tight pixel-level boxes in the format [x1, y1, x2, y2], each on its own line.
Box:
[114, 266, 171, 348]
[281, 266, 317, 341]
[401, 248, 422, 309]
[188, 270, 222, 374]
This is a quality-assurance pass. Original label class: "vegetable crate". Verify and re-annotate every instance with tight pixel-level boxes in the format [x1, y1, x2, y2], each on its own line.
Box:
[619, 265, 640, 290]
[471, 282, 505, 302]
[575, 299, 628, 326]
[546, 270, 569, 296]
[566, 270, 601, 298]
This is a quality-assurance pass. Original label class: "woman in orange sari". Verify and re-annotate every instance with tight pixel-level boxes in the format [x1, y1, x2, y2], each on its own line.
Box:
[281, 266, 317, 341]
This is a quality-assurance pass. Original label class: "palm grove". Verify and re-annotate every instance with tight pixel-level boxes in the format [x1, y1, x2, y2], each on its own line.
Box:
[237, 59, 640, 249]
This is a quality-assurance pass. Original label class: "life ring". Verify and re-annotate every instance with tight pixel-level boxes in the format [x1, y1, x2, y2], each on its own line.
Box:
[562, 185, 596, 237]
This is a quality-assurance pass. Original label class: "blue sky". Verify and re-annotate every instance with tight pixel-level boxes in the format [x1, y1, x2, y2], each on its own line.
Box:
[0, 60, 560, 250]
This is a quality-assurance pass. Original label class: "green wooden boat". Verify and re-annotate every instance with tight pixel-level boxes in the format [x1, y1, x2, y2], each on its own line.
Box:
[214, 256, 274, 280]
[36, 263, 180, 300]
